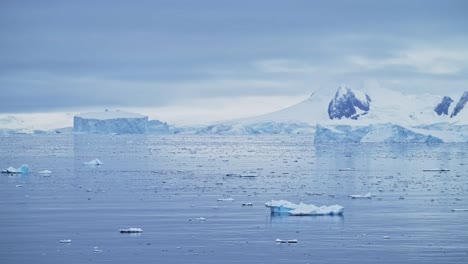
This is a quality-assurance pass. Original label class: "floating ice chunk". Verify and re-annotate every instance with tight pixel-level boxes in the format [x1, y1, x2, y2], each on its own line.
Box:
[423, 168, 450, 172]
[60, 239, 72, 243]
[18, 164, 29, 174]
[265, 200, 298, 213]
[3, 167, 18, 173]
[225, 173, 257, 178]
[276, 239, 298, 244]
[39, 170, 52, 174]
[2, 164, 29, 174]
[265, 200, 344, 216]
[349, 192, 372, 199]
[217, 198, 234, 201]
[451, 209, 468, 212]
[383, 236, 390, 240]
[339, 168, 355, 171]
[289, 204, 344, 216]
[190, 217, 206, 221]
[84, 159, 103, 165]
[93, 246, 103, 253]
[119, 228, 143, 233]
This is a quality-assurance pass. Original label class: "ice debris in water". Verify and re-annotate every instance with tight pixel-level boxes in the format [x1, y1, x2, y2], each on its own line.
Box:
[451, 209, 468, 212]
[190, 217, 206, 221]
[339, 168, 355, 171]
[349, 192, 373, 199]
[423, 168, 450, 172]
[83, 159, 103, 165]
[38, 170, 52, 174]
[60, 239, 71, 243]
[265, 200, 344, 216]
[276, 239, 298, 244]
[119, 228, 143, 233]
[1, 164, 29, 174]
[217, 198, 234, 202]
[94, 246, 103, 253]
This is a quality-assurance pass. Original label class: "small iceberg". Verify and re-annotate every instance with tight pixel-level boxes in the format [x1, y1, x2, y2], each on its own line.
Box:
[339, 168, 355, 171]
[276, 239, 298, 244]
[190, 217, 206, 222]
[423, 168, 450, 172]
[217, 198, 234, 201]
[349, 192, 372, 199]
[1, 164, 29, 174]
[119, 227, 143, 233]
[60, 239, 72, 243]
[84, 159, 103, 166]
[265, 200, 344, 216]
[39, 170, 52, 174]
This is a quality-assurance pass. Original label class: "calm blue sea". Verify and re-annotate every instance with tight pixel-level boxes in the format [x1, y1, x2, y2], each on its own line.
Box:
[1, 134, 467, 263]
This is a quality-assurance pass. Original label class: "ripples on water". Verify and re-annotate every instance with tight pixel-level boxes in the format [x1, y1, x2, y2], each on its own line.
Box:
[0, 135, 467, 264]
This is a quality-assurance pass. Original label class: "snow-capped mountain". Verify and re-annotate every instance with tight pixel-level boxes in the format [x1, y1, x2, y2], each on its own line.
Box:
[434, 96, 454, 116]
[190, 86, 468, 141]
[328, 86, 371, 120]
[450, 91, 468, 118]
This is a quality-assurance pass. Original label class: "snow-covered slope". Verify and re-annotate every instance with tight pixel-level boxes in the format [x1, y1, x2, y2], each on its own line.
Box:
[73, 110, 148, 134]
[192, 86, 468, 140]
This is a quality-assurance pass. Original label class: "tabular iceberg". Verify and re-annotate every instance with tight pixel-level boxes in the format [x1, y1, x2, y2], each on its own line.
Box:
[265, 200, 344, 216]
[73, 110, 148, 134]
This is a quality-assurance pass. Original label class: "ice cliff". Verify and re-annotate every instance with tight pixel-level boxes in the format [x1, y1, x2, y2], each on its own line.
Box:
[73, 110, 148, 134]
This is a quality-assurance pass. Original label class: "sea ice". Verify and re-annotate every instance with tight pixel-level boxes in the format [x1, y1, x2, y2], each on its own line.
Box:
[265, 200, 344, 216]
[119, 228, 143, 233]
[38, 170, 52, 174]
[60, 239, 71, 243]
[276, 239, 298, 244]
[1, 164, 29, 174]
[217, 198, 234, 201]
[423, 168, 450, 172]
[349, 192, 373, 199]
[84, 159, 103, 165]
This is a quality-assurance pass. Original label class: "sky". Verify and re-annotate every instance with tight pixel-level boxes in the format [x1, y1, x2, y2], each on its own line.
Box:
[1, 0, 468, 127]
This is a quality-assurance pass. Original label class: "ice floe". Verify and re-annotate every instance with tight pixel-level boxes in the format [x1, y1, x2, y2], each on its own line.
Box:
[217, 198, 234, 201]
[349, 192, 373, 199]
[265, 200, 344, 216]
[276, 239, 298, 244]
[84, 159, 103, 165]
[119, 228, 143, 233]
[60, 239, 72, 243]
[423, 168, 450, 172]
[38, 170, 52, 174]
[1, 164, 29, 174]
[451, 209, 468, 212]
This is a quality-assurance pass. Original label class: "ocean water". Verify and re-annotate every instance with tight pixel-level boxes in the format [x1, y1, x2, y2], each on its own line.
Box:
[0, 134, 467, 264]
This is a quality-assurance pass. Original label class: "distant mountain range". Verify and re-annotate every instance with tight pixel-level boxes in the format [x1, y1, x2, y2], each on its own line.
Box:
[1, 87, 467, 142]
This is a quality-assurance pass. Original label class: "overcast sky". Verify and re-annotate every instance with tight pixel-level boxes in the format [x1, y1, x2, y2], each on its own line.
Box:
[1, 0, 468, 123]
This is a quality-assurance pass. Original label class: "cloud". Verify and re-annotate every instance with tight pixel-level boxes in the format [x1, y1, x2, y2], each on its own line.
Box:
[254, 59, 318, 74]
[348, 48, 468, 75]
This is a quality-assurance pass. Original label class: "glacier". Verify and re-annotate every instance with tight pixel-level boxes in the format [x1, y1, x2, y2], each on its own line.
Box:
[73, 110, 148, 134]
[314, 123, 445, 143]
